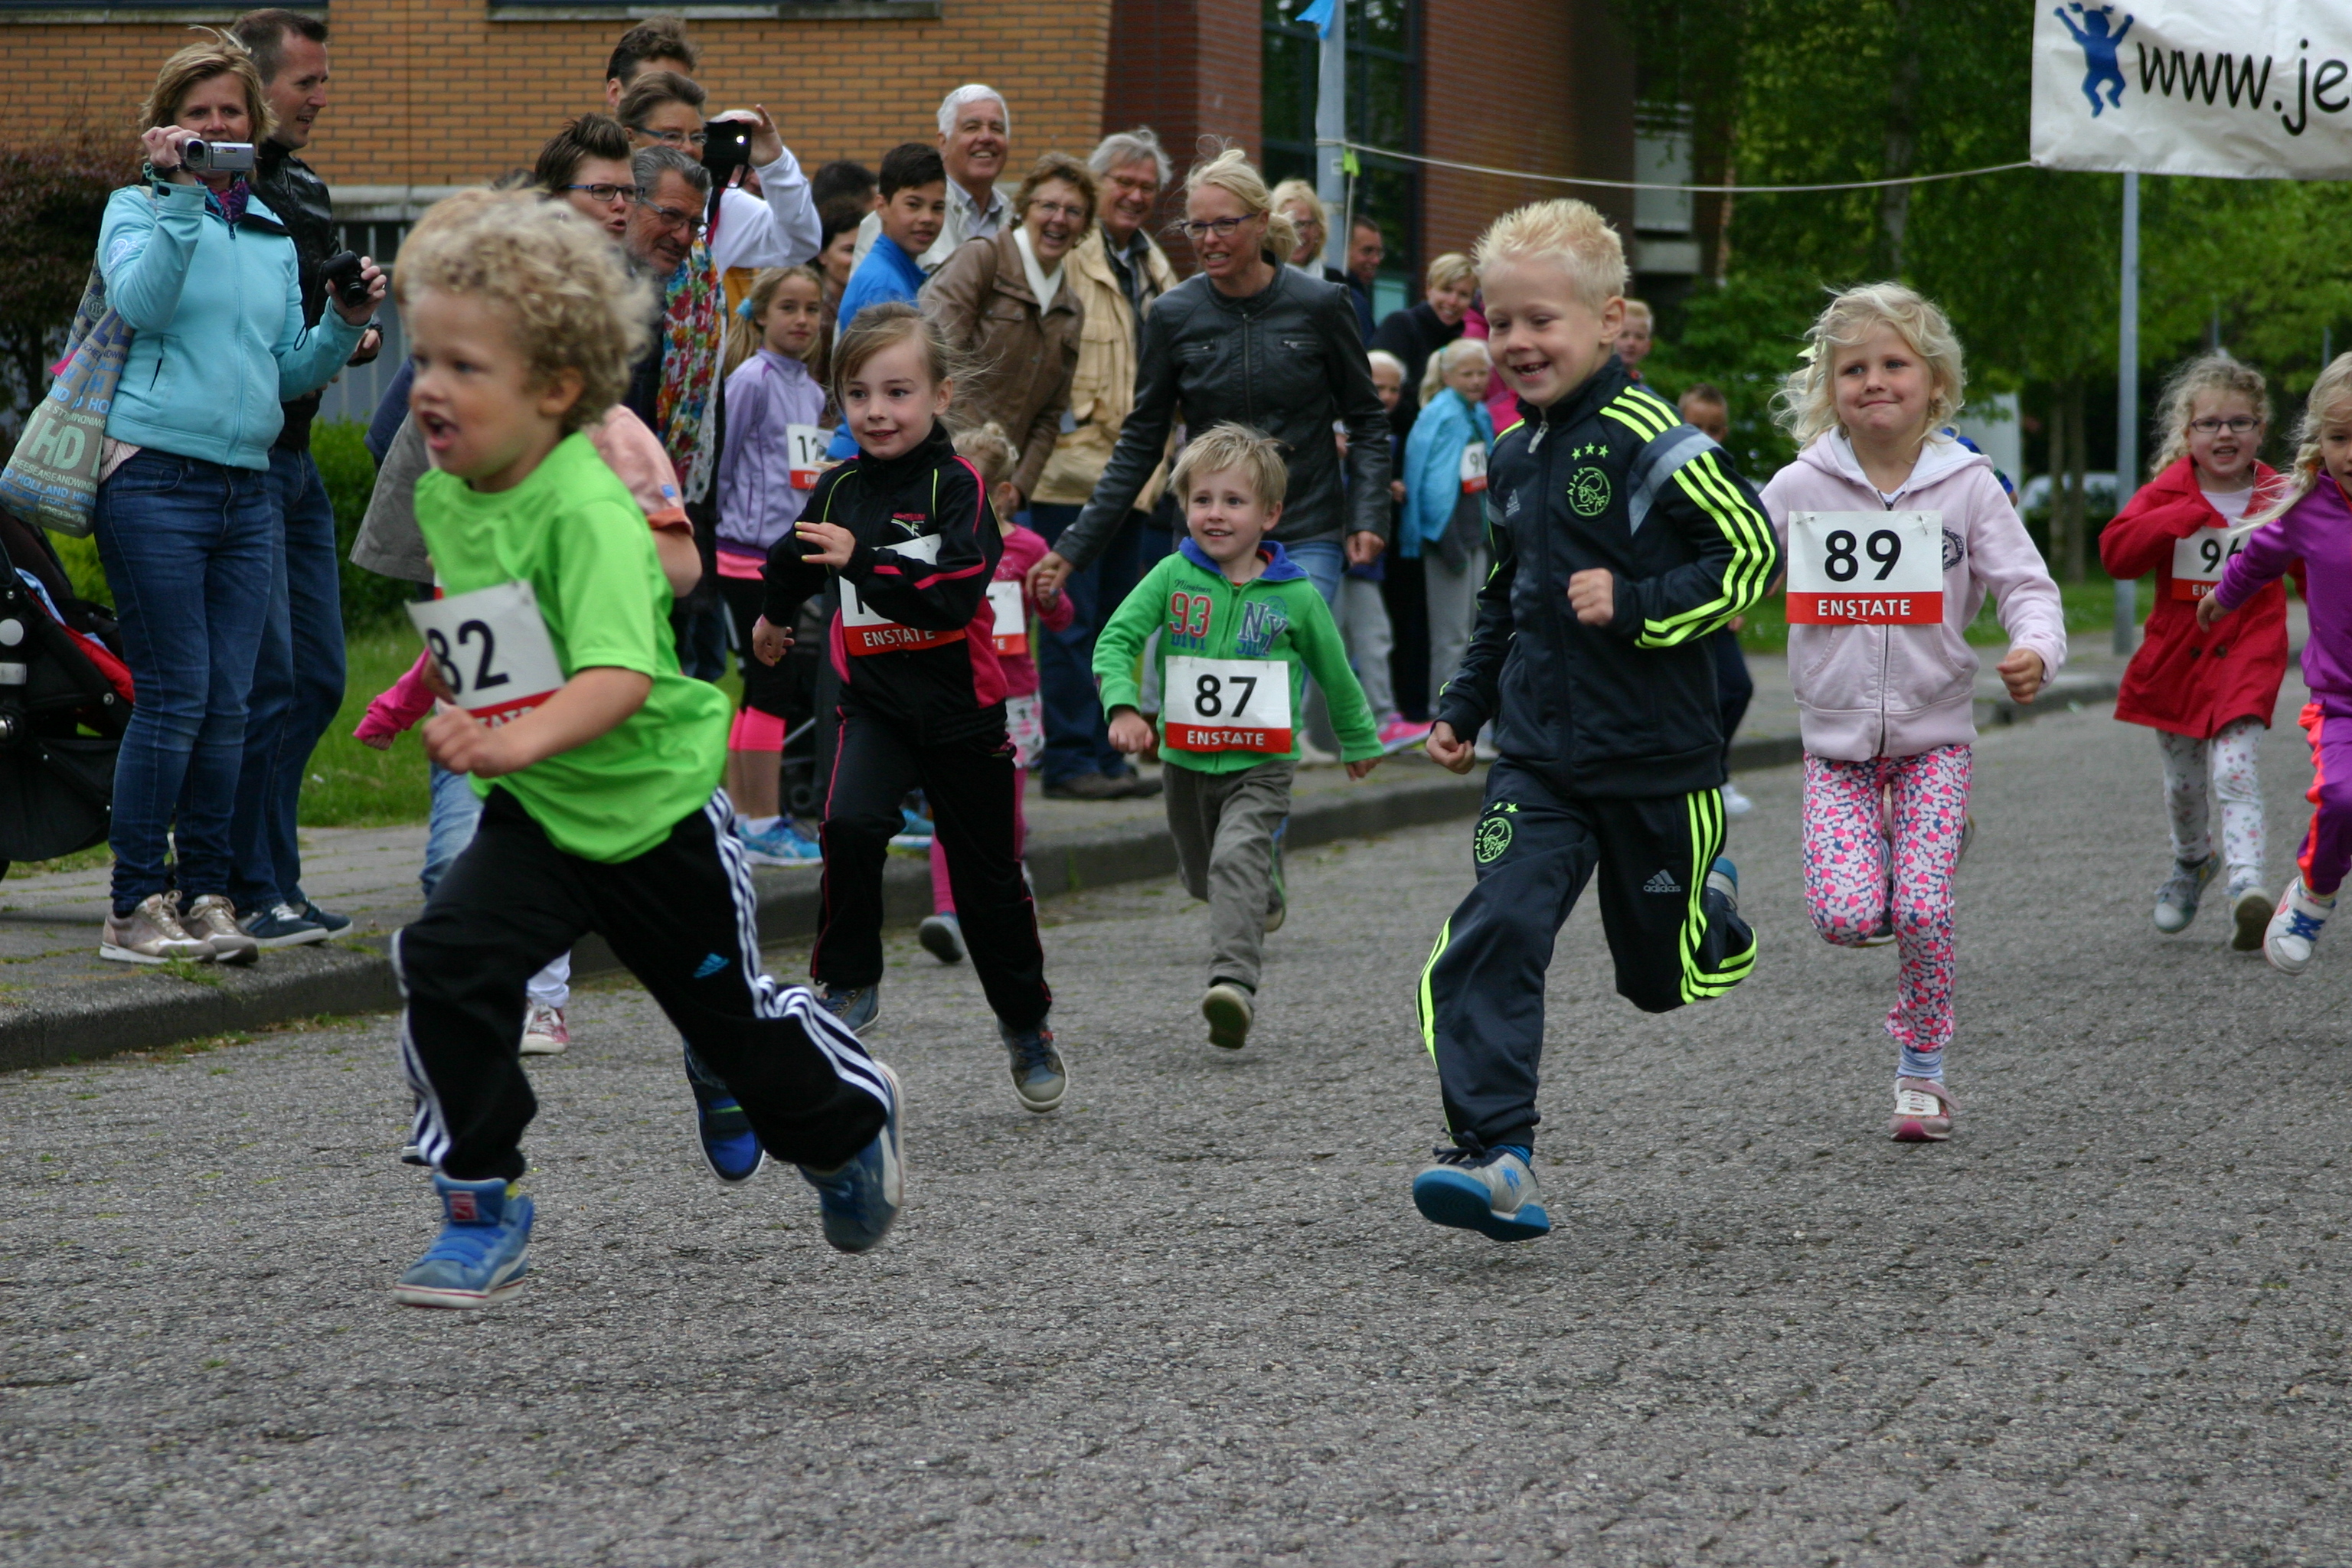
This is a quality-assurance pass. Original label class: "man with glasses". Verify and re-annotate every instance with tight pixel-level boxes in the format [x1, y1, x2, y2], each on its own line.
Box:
[853, 83, 1010, 274]
[612, 64, 819, 273]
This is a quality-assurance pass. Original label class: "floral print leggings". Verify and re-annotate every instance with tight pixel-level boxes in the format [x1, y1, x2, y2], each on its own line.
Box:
[2154, 717, 2265, 893]
[1801, 744, 1972, 1059]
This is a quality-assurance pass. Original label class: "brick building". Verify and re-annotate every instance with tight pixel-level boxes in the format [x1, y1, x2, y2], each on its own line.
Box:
[2, 0, 1655, 413]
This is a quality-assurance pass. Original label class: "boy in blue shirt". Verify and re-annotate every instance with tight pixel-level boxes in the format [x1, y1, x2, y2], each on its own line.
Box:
[826, 142, 946, 458]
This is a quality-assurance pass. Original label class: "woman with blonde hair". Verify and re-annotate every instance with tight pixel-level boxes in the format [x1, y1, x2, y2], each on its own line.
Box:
[1269, 176, 1329, 276]
[2100, 354, 2289, 946]
[1370, 250, 1476, 448]
[91, 33, 381, 966]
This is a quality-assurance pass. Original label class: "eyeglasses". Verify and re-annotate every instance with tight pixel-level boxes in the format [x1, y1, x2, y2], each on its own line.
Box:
[1177, 214, 1259, 241]
[634, 126, 708, 149]
[1030, 199, 1089, 223]
[2190, 416, 2260, 434]
[638, 198, 708, 238]
[563, 182, 635, 205]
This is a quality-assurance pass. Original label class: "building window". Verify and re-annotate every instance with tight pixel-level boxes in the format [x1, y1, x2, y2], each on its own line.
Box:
[1261, 0, 1419, 312]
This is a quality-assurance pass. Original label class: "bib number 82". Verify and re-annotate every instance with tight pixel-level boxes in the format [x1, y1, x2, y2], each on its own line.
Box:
[1192, 670, 1258, 717]
[1823, 528, 1903, 583]
[425, 619, 510, 697]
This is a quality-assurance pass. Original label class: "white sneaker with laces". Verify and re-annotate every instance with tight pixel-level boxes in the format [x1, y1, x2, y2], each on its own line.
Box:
[1720, 782, 1755, 818]
[521, 1003, 570, 1055]
[2265, 879, 2334, 975]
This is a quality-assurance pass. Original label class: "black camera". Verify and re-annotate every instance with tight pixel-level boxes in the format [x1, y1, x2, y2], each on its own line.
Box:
[319, 250, 371, 307]
[181, 139, 256, 173]
[701, 117, 753, 183]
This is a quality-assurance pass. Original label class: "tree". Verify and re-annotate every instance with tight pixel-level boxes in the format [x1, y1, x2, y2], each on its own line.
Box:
[0, 135, 136, 434]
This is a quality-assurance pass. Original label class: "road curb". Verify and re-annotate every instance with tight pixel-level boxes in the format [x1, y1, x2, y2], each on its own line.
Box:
[5, 676, 2118, 1075]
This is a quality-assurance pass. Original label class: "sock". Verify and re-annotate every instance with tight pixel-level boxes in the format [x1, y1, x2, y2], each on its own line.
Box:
[739, 814, 780, 835]
[1900, 1044, 1943, 1083]
[1493, 1143, 1533, 1164]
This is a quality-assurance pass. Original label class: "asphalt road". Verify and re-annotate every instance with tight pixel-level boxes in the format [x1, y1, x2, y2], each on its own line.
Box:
[2, 697, 2346, 1566]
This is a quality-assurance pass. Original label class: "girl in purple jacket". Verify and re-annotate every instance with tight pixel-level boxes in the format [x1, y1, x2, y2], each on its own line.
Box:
[2202, 352, 2352, 975]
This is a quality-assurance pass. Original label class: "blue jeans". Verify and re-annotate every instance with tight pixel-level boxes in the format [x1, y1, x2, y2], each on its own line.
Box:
[228, 446, 347, 912]
[423, 763, 482, 899]
[1032, 504, 1146, 786]
[93, 451, 277, 913]
[1282, 537, 1345, 606]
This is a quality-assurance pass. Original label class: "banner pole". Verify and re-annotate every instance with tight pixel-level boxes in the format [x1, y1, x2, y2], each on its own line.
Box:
[2112, 171, 2140, 657]
[1315, 0, 1348, 271]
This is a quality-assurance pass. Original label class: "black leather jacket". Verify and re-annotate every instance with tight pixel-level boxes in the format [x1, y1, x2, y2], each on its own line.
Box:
[1053, 260, 1389, 569]
[253, 140, 338, 452]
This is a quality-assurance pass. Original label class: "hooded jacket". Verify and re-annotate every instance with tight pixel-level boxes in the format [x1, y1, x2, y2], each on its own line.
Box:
[1400, 385, 1494, 560]
[2213, 473, 2352, 707]
[761, 420, 1006, 743]
[99, 181, 363, 472]
[2101, 454, 2292, 738]
[1760, 432, 2067, 761]
[1051, 262, 1390, 570]
[1435, 362, 1779, 798]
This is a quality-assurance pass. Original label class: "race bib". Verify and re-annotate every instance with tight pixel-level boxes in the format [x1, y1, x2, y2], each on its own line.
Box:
[840, 532, 966, 655]
[1785, 511, 1943, 625]
[1161, 655, 1292, 753]
[407, 581, 566, 725]
[2171, 524, 2256, 601]
[787, 424, 828, 491]
[988, 579, 1027, 656]
[1459, 441, 1488, 495]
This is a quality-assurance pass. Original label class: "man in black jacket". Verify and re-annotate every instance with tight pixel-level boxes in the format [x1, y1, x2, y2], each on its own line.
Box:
[227, 8, 379, 946]
[1410, 199, 1779, 1246]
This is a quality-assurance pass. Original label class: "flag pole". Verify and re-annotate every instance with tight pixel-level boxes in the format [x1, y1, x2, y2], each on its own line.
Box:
[1315, 0, 1348, 271]
[2112, 171, 2140, 656]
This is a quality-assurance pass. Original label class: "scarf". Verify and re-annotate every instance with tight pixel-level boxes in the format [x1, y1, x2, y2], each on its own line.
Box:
[655, 239, 722, 504]
[209, 176, 253, 226]
[1012, 227, 1061, 312]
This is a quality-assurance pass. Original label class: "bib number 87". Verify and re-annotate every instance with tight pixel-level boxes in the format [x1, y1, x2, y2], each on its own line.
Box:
[1193, 671, 1258, 717]
[1823, 528, 1903, 583]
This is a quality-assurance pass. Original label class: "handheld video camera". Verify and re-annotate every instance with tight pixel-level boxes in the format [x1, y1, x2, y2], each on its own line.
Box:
[181, 139, 256, 174]
[318, 250, 372, 308]
[701, 118, 753, 184]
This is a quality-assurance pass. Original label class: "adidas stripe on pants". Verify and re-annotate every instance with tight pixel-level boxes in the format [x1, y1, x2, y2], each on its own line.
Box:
[395, 786, 889, 1182]
[1415, 758, 1756, 1154]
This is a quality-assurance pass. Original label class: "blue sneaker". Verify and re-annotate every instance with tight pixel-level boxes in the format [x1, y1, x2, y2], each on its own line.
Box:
[818, 982, 879, 1031]
[237, 901, 329, 949]
[683, 1044, 765, 1184]
[1705, 855, 1739, 913]
[296, 899, 351, 935]
[1411, 1146, 1550, 1242]
[999, 1016, 1067, 1112]
[740, 819, 823, 865]
[392, 1174, 534, 1308]
[799, 1061, 903, 1253]
[890, 808, 935, 851]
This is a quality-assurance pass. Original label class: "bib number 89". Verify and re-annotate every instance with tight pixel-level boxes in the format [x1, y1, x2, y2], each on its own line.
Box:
[1192, 670, 1258, 717]
[1822, 528, 1903, 583]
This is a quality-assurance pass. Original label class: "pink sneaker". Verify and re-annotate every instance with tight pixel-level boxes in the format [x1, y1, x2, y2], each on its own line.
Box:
[1377, 716, 1432, 753]
[1890, 1076, 1955, 1142]
[521, 1004, 570, 1056]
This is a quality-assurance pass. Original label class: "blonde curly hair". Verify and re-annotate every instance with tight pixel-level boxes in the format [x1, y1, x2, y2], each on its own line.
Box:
[393, 187, 652, 433]
[1772, 282, 1965, 448]
[2256, 351, 2352, 523]
[2150, 353, 2269, 477]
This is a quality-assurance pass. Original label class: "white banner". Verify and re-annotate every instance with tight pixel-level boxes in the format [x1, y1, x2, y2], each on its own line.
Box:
[2031, 3, 2352, 178]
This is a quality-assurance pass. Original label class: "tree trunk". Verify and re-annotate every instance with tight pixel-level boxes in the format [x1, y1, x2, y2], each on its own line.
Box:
[1877, 0, 1921, 277]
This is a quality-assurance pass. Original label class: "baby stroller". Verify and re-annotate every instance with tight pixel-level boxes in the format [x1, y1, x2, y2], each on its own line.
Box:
[0, 510, 131, 880]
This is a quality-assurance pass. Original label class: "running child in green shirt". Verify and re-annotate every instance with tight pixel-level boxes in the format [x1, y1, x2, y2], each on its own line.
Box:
[1094, 423, 1384, 1051]
[387, 189, 903, 1310]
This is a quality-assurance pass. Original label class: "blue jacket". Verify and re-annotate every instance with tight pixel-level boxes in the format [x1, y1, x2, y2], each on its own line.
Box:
[826, 234, 927, 459]
[1400, 386, 1494, 559]
[100, 181, 363, 471]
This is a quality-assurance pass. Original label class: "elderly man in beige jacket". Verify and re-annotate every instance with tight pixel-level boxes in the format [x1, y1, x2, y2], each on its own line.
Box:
[1027, 128, 1181, 802]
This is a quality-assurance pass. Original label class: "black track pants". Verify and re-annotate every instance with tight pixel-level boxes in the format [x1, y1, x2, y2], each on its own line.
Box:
[815, 709, 1051, 1028]
[395, 787, 889, 1181]
[1416, 758, 1757, 1153]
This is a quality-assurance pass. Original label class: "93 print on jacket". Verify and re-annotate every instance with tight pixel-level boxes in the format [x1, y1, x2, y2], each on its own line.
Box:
[1433, 363, 1779, 799]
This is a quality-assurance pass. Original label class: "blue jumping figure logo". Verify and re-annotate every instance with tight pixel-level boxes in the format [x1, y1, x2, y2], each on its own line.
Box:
[2056, 3, 2133, 116]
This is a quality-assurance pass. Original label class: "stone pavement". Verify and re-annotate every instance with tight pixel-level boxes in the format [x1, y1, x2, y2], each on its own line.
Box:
[3, 681, 2343, 1566]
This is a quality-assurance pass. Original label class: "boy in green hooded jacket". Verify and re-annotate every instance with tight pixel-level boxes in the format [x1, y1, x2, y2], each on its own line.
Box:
[1094, 423, 1384, 1050]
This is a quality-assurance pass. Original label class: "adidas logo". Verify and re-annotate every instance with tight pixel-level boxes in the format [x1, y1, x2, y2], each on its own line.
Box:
[1504, 490, 1523, 517]
[1642, 869, 1681, 894]
[694, 953, 727, 979]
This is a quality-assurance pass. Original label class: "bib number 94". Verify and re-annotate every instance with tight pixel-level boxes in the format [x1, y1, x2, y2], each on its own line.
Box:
[1785, 511, 1943, 625]
[2171, 524, 2254, 601]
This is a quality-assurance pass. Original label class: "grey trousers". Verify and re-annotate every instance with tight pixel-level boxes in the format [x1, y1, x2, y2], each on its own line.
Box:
[1164, 757, 1295, 991]
[1426, 544, 1489, 707]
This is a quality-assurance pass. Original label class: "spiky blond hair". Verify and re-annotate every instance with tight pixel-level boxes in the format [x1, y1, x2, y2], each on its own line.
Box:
[1472, 198, 1628, 310]
[1170, 421, 1288, 510]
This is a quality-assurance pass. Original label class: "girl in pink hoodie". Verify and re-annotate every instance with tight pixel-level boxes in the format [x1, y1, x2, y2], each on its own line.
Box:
[1760, 283, 2066, 1143]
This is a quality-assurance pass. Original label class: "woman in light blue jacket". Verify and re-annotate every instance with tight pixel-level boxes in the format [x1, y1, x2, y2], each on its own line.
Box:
[1401, 337, 1495, 710]
[91, 35, 381, 965]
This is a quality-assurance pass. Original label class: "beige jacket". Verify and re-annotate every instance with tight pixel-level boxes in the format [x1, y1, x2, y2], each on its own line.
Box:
[1031, 226, 1178, 510]
[923, 227, 1084, 500]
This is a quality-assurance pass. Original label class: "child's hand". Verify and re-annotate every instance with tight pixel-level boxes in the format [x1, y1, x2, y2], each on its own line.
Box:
[357, 730, 394, 753]
[2196, 591, 2235, 631]
[752, 615, 793, 667]
[1107, 707, 1155, 755]
[1028, 551, 1072, 606]
[1997, 645, 2046, 704]
[1346, 756, 1380, 781]
[419, 653, 456, 704]
[795, 520, 857, 567]
[1425, 720, 1476, 774]
[1567, 569, 1615, 626]
[422, 707, 518, 778]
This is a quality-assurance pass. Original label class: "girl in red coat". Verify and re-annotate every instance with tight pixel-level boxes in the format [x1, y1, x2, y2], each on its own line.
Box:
[2100, 354, 2292, 949]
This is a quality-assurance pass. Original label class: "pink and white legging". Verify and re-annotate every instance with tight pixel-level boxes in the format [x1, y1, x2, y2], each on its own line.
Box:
[1802, 743, 1972, 1069]
[2154, 717, 2265, 893]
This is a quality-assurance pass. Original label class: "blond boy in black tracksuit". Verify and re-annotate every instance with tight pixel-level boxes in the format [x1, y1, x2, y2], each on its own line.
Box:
[1410, 200, 1779, 1243]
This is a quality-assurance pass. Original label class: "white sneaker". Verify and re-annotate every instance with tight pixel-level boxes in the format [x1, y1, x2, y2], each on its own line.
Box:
[1720, 782, 1755, 818]
[520, 1003, 570, 1055]
[2153, 854, 2218, 934]
[2265, 880, 2334, 975]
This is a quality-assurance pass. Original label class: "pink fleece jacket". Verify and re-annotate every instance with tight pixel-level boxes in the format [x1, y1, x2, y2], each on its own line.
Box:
[1760, 433, 2068, 761]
